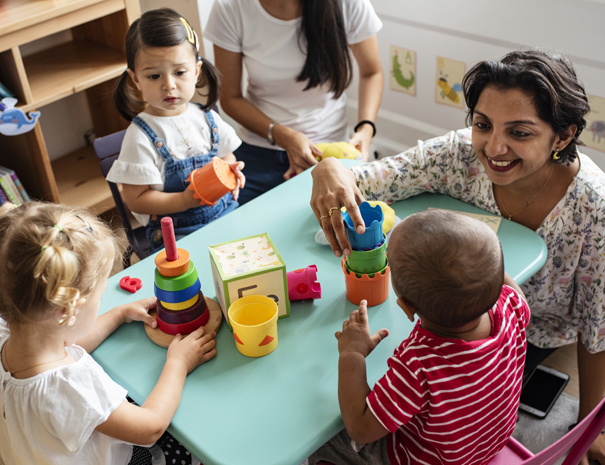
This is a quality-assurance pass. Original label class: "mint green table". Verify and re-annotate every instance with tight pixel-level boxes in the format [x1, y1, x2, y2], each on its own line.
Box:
[93, 160, 547, 465]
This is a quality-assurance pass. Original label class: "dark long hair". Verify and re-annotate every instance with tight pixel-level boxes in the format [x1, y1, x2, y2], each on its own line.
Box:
[114, 8, 220, 121]
[462, 50, 589, 164]
[297, 0, 352, 99]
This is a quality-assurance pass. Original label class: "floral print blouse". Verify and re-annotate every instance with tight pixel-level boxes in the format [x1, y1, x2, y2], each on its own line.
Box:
[353, 128, 605, 353]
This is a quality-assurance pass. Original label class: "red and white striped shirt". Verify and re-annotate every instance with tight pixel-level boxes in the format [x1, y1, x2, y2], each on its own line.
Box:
[367, 285, 529, 465]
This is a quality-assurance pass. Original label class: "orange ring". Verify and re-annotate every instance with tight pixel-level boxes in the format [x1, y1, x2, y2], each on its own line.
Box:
[155, 248, 190, 277]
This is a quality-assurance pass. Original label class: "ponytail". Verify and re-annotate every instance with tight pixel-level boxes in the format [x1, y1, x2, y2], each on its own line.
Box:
[114, 70, 140, 122]
[196, 57, 221, 110]
[297, 0, 352, 98]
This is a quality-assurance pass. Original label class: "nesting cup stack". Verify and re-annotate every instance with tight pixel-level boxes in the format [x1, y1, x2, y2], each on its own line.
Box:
[153, 217, 209, 335]
[341, 202, 390, 306]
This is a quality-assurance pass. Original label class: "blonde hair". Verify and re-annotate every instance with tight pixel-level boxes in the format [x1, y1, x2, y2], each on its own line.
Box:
[0, 202, 127, 325]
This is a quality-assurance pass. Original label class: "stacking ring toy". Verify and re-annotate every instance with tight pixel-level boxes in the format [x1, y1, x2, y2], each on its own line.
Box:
[156, 310, 210, 335]
[161, 293, 199, 310]
[154, 279, 200, 303]
[156, 291, 208, 325]
[155, 248, 190, 277]
[154, 262, 198, 292]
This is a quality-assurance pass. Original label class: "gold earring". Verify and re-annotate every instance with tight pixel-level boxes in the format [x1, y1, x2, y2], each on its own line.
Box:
[552, 151, 560, 160]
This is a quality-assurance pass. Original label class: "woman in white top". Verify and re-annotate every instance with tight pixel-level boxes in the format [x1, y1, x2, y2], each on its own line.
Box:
[205, 0, 383, 204]
[311, 50, 605, 464]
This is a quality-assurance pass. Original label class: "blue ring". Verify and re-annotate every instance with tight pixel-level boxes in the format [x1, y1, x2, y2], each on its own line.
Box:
[154, 279, 201, 303]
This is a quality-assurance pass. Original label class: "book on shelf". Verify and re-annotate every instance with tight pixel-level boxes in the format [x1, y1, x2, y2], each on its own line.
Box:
[0, 166, 29, 203]
[0, 81, 15, 99]
[0, 185, 7, 205]
[0, 174, 20, 205]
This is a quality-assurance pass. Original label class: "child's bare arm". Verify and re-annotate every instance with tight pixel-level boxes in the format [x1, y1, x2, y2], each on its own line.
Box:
[76, 297, 158, 353]
[95, 325, 217, 444]
[503, 271, 527, 302]
[336, 301, 390, 444]
[122, 184, 200, 215]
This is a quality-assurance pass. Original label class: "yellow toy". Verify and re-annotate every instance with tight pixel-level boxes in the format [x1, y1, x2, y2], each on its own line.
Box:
[342, 201, 396, 234]
[315, 142, 362, 161]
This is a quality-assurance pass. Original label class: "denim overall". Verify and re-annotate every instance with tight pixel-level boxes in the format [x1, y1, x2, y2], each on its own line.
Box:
[132, 109, 238, 253]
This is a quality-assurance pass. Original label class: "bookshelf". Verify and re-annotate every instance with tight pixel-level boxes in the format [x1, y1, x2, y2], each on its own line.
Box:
[0, 0, 140, 211]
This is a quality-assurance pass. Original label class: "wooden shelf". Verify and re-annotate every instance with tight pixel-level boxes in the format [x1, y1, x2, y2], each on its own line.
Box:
[52, 145, 118, 214]
[22, 40, 126, 111]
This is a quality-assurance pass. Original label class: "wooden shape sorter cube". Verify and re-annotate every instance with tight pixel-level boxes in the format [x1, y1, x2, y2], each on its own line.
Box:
[209, 233, 290, 331]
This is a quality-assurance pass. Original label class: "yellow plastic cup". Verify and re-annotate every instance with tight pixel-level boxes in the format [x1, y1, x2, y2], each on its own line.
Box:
[228, 295, 279, 357]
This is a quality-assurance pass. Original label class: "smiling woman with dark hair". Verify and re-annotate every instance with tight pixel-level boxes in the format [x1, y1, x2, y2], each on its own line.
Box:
[310, 49, 605, 463]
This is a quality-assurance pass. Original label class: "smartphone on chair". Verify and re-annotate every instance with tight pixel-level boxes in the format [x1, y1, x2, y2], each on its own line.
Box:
[518, 365, 570, 419]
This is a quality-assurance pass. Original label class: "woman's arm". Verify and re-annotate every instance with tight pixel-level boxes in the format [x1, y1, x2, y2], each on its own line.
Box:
[348, 35, 384, 161]
[122, 184, 200, 215]
[213, 45, 320, 175]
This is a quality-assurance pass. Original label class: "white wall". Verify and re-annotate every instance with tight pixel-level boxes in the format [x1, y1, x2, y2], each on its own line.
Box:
[344, 0, 605, 164]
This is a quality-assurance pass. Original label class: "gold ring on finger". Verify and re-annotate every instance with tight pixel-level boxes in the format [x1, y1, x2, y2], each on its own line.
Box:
[328, 207, 340, 217]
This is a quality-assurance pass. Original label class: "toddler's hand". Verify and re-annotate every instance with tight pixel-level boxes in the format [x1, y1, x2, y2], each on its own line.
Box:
[229, 161, 246, 202]
[167, 326, 217, 374]
[120, 297, 158, 329]
[335, 300, 388, 358]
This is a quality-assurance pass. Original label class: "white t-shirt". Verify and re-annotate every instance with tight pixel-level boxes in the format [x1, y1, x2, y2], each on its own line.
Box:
[0, 320, 137, 465]
[205, 0, 382, 149]
[106, 103, 241, 225]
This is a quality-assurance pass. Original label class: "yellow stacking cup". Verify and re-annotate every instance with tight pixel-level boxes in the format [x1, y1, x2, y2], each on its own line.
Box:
[228, 295, 279, 357]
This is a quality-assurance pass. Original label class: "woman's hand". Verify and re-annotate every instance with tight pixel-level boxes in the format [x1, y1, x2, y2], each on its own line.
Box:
[274, 125, 321, 178]
[348, 124, 374, 162]
[119, 296, 158, 328]
[310, 158, 366, 257]
[228, 161, 246, 201]
[167, 326, 217, 374]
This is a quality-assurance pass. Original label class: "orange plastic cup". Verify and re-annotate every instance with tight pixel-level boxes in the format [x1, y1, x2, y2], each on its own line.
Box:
[341, 258, 390, 307]
[187, 157, 237, 206]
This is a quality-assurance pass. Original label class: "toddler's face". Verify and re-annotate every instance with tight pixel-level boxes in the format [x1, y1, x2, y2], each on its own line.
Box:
[129, 43, 201, 117]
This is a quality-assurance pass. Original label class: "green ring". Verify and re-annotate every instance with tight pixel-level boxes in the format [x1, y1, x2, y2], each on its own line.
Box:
[155, 262, 198, 292]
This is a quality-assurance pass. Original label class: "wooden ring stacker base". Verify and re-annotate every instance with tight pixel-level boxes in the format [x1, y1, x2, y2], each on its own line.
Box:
[145, 296, 223, 348]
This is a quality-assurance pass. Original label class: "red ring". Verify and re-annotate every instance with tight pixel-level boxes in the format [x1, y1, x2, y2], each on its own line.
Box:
[157, 306, 210, 335]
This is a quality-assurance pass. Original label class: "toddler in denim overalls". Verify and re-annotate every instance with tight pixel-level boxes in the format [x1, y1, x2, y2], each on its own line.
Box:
[107, 9, 244, 255]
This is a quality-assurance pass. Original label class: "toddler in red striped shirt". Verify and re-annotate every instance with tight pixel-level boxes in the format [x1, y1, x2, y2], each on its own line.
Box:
[309, 209, 530, 465]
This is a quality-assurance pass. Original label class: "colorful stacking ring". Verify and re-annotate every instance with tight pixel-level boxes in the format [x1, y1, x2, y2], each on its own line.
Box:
[155, 248, 190, 277]
[155, 262, 198, 292]
[156, 309, 210, 335]
[154, 279, 200, 303]
[161, 293, 199, 310]
[156, 291, 208, 325]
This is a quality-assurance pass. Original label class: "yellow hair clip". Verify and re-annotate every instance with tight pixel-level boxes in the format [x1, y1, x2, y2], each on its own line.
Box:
[179, 17, 196, 47]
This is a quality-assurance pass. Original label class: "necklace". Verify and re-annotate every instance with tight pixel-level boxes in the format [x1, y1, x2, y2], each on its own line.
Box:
[495, 163, 554, 221]
[2, 340, 68, 376]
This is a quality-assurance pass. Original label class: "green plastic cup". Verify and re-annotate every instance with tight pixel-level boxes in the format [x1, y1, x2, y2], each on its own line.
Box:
[345, 233, 387, 275]
[345, 256, 389, 279]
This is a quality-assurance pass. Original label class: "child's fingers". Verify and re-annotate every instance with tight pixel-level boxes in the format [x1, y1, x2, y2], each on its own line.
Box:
[187, 325, 206, 340]
[335, 331, 342, 340]
[357, 300, 368, 323]
[371, 329, 389, 347]
[143, 313, 158, 329]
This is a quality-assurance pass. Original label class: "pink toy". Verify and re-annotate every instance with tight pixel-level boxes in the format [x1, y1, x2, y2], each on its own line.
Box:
[161, 217, 178, 261]
[287, 265, 321, 301]
[120, 276, 143, 293]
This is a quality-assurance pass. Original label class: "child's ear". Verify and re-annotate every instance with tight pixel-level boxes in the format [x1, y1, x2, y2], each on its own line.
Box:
[127, 68, 141, 91]
[196, 59, 202, 77]
[397, 297, 417, 323]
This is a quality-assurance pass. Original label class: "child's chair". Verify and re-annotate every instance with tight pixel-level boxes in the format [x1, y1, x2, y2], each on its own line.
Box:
[317, 395, 605, 465]
[93, 130, 150, 266]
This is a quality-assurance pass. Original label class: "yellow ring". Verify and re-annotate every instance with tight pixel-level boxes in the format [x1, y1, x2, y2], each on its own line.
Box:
[160, 293, 199, 310]
[328, 207, 340, 217]
[319, 215, 329, 220]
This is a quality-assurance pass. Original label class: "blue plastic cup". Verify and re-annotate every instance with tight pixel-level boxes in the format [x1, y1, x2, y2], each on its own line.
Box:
[342, 202, 384, 250]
